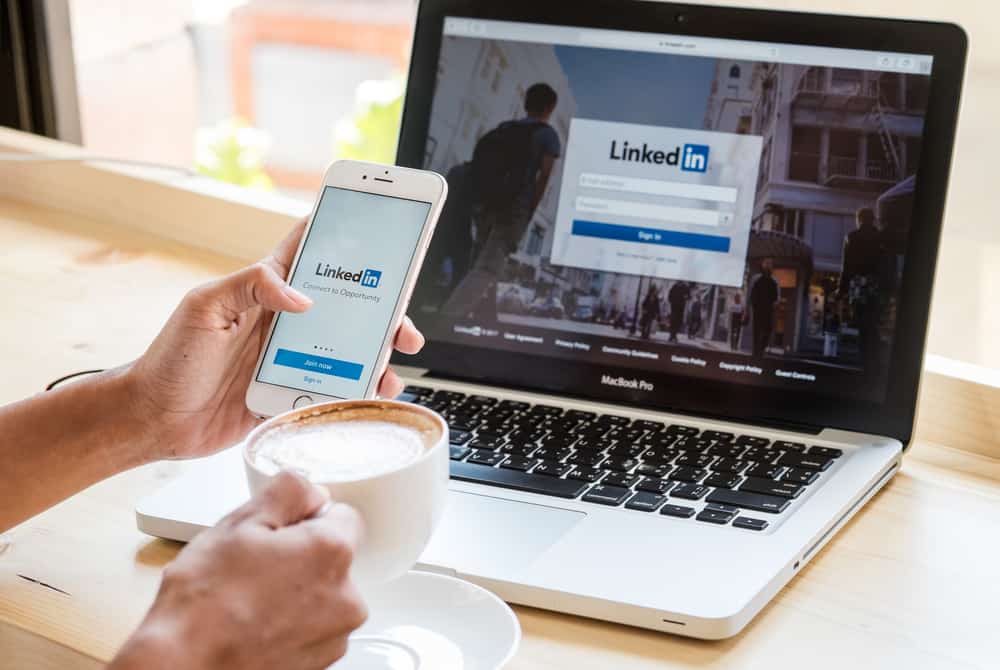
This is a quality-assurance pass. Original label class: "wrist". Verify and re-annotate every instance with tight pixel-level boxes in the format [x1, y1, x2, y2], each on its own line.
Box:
[101, 363, 164, 467]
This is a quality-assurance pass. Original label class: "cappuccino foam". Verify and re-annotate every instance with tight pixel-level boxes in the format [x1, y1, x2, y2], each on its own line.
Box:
[253, 420, 426, 482]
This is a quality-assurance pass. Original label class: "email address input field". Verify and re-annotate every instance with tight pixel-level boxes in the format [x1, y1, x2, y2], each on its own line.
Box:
[579, 172, 738, 203]
[575, 196, 733, 227]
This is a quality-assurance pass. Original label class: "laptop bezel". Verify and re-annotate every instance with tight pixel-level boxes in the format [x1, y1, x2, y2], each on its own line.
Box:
[393, 0, 967, 446]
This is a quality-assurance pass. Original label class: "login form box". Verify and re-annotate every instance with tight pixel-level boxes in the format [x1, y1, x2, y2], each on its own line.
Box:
[550, 118, 763, 286]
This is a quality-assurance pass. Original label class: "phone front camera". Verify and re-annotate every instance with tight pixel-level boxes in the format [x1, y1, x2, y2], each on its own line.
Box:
[363, 175, 367, 179]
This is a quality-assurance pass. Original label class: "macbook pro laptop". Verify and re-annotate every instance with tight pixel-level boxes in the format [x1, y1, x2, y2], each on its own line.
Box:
[137, 1, 966, 639]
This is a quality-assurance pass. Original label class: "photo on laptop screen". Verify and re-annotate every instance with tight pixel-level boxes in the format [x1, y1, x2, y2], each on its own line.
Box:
[410, 18, 933, 402]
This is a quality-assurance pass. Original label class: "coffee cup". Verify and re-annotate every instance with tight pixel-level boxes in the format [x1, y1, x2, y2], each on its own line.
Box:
[242, 399, 449, 586]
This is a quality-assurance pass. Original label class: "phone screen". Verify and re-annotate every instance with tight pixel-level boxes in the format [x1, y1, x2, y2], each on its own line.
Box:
[256, 186, 431, 399]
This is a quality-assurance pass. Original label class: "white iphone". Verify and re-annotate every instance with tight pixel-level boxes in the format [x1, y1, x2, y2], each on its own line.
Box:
[246, 160, 447, 417]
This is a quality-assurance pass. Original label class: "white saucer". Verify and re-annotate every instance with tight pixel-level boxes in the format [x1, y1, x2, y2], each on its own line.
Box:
[334, 570, 521, 670]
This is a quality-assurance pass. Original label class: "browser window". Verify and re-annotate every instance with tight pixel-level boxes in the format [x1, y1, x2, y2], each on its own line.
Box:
[410, 17, 934, 401]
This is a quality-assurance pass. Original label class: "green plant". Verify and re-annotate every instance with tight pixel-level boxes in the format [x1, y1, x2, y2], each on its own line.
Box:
[334, 77, 405, 164]
[195, 118, 274, 190]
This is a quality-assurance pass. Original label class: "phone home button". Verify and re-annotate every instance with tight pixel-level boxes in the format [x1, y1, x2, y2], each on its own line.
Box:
[293, 395, 314, 409]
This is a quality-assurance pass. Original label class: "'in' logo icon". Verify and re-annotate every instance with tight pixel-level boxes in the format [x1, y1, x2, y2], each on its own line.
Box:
[360, 269, 382, 289]
[681, 144, 710, 173]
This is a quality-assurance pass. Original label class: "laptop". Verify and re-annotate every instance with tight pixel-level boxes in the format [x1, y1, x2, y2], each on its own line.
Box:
[137, 1, 966, 639]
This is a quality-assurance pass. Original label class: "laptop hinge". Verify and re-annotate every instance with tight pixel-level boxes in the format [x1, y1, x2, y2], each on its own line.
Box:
[418, 370, 823, 436]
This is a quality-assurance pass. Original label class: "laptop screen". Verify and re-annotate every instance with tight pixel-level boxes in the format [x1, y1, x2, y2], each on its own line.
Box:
[408, 17, 934, 404]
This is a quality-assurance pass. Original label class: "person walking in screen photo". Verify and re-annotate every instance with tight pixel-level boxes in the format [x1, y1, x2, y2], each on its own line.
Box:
[639, 283, 662, 340]
[750, 258, 779, 358]
[667, 280, 690, 343]
[838, 207, 886, 375]
[442, 82, 562, 320]
[728, 291, 745, 351]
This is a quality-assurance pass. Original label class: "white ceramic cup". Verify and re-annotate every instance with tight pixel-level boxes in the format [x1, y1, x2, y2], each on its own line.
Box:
[243, 399, 449, 586]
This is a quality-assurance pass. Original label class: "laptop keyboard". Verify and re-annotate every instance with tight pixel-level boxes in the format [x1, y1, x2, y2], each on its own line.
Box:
[404, 386, 843, 531]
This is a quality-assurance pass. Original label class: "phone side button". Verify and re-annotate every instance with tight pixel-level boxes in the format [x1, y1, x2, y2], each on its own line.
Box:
[293, 395, 314, 409]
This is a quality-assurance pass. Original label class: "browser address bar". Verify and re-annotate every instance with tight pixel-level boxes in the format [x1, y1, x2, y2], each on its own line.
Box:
[577, 29, 778, 61]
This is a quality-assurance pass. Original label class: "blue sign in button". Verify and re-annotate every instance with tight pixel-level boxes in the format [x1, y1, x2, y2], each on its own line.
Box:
[572, 219, 731, 253]
[274, 349, 364, 381]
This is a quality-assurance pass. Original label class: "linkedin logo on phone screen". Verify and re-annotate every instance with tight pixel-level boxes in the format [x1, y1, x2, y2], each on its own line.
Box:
[257, 187, 430, 399]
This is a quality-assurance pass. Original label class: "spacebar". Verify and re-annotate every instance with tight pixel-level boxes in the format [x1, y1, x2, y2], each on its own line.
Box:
[450, 461, 588, 499]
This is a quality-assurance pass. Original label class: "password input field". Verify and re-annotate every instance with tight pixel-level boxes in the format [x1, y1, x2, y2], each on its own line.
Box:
[579, 172, 738, 204]
[575, 196, 732, 228]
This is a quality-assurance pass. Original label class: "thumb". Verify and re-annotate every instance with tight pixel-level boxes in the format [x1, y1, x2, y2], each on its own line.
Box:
[209, 262, 312, 319]
[246, 471, 330, 529]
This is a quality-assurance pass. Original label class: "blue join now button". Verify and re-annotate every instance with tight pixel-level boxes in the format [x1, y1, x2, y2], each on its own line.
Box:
[274, 349, 364, 380]
[572, 219, 731, 253]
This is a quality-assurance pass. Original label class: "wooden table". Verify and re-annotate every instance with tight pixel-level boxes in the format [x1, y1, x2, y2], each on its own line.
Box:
[1, 135, 1000, 670]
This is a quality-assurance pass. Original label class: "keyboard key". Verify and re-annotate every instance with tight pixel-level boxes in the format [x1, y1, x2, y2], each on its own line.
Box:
[639, 432, 679, 448]
[609, 428, 645, 444]
[743, 446, 781, 463]
[809, 446, 843, 459]
[668, 467, 707, 483]
[740, 477, 804, 499]
[498, 400, 530, 412]
[733, 516, 769, 531]
[625, 492, 666, 512]
[534, 460, 572, 477]
[529, 404, 563, 416]
[468, 394, 498, 406]
[777, 453, 833, 471]
[449, 430, 473, 445]
[676, 453, 714, 468]
[745, 463, 784, 479]
[404, 385, 433, 396]
[501, 456, 539, 472]
[434, 390, 466, 403]
[573, 437, 614, 452]
[597, 414, 631, 426]
[712, 458, 750, 474]
[449, 446, 471, 461]
[666, 424, 699, 436]
[636, 477, 673, 494]
[705, 502, 740, 515]
[639, 448, 678, 465]
[451, 461, 588, 499]
[565, 410, 597, 422]
[469, 436, 504, 451]
[701, 430, 734, 442]
[539, 434, 577, 449]
[567, 467, 605, 483]
[783, 468, 820, 485]
[660, 504, 696, 518]
[704, 472, 742, 489]
[697, 509, 735, 524]
[773, 440, 806, 452]
[632, 419, 665, 432]
[573, 423, 609, 440]
[602, 472, 640, 488]
[706, 443, 745, 459]
[533, 446, 572, 462]
[670, 483, 710, 500]
[636, 463, 671, 478]
[567, 451, 605, 467]
[675, 437, 714, 452]
[706, 488, 791, 514]
[467, 450, 505, 466]
[735, 435, 770, 447]
[604, 457, 639, 473]
[583, 485, 631, 506]
[499, 441, 538, 456]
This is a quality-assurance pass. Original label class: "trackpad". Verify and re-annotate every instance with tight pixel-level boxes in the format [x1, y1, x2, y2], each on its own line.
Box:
[418, 491, 586, 579]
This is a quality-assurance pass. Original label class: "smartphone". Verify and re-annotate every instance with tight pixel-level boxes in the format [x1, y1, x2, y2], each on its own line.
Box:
[245, 160, 447, 417]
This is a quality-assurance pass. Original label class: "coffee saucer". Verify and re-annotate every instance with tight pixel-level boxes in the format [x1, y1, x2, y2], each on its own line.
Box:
[334, 570, 520, 670]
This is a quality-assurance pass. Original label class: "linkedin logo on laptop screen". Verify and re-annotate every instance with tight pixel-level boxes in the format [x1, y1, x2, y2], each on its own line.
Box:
[409, 17, 934, 402]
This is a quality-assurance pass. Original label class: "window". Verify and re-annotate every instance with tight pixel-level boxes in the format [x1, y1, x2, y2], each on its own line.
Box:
[828, 130, 860, 178]
[62, 0, 415, 201]
[729, 64, 741, 79]
[789, 126, 821, 182]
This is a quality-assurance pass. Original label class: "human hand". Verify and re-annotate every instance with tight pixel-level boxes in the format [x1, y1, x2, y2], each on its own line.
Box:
[110, 472, 367, 670]
[127, 219, 425, 460]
